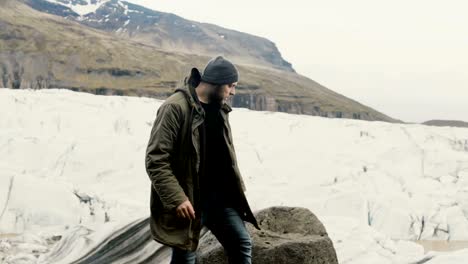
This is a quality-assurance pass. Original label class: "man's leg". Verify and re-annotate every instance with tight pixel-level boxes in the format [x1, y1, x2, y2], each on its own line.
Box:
[204, 207, 252, 264]
[169, 207, 210, 264]
[169, 246, 197, 264]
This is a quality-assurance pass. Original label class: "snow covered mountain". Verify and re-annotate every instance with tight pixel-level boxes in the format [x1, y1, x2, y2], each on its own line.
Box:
[31, 0, 109, 16]
[24, 0, 295, 72]
[0, 88, 467, 263]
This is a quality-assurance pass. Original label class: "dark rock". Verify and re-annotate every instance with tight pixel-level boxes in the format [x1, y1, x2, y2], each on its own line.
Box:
[197, 206, 339, 264]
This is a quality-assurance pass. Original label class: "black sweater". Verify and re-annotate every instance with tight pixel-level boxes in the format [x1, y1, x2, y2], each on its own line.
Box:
[198, 101, 237, 211]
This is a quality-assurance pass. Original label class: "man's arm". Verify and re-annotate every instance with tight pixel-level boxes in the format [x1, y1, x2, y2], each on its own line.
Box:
[145, 103, 188, 212]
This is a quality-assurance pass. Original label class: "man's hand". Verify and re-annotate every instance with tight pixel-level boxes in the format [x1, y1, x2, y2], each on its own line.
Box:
[176, 199, 196, 220]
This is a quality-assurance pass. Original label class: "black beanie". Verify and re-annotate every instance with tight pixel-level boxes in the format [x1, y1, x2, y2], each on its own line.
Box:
[200, 55, 239, 85]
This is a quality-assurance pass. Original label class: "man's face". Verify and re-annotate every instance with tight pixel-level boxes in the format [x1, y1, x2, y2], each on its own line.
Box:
[209, 82, 237, 104]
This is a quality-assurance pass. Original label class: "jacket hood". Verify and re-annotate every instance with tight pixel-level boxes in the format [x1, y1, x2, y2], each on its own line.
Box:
[174, 67, 232, 115]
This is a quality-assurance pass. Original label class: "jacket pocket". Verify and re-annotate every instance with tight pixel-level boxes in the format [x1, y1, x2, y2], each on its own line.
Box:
[161, 211, 190, 230]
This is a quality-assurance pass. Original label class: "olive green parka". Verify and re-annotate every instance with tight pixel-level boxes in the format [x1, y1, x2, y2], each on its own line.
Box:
[145, 68, 261, 251]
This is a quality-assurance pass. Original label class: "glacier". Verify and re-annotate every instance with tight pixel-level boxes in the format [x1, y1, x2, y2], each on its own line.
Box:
[0, 88, 467, 263]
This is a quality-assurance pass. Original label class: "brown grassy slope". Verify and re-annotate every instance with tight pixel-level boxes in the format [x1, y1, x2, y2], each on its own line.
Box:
[0, 2, 403, 122]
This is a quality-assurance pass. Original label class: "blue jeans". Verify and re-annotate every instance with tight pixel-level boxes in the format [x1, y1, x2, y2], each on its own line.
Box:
[170, 206, 252, 264]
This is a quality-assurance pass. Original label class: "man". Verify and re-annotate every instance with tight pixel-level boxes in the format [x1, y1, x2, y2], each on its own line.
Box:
[145, 55, 261, 264]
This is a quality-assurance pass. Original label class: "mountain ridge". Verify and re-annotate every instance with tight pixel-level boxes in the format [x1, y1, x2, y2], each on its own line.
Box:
[24, 0, 295, 72]
[0, 1, 403, 123]
[421, 119, 468, 128]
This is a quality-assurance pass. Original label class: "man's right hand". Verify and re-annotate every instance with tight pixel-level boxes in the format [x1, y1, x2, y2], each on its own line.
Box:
[176, 199, 196, 220]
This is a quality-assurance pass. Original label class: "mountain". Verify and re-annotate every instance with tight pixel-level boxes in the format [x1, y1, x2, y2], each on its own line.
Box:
[422, 119, 468, 128]
[0, 1, 403, 122]
[24, 0, 295, 72]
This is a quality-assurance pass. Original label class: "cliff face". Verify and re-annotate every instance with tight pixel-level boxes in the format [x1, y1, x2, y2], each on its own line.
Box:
[1, 2, 402, 123]
[1, 51, 52, 90]
[233, 93, 375, 119]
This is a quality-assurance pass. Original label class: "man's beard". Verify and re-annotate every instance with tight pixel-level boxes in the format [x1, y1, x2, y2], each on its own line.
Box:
[207, 87, 223, 108]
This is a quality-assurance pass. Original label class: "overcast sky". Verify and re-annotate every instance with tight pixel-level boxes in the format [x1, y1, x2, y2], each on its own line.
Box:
[130, 0, 467, 123]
